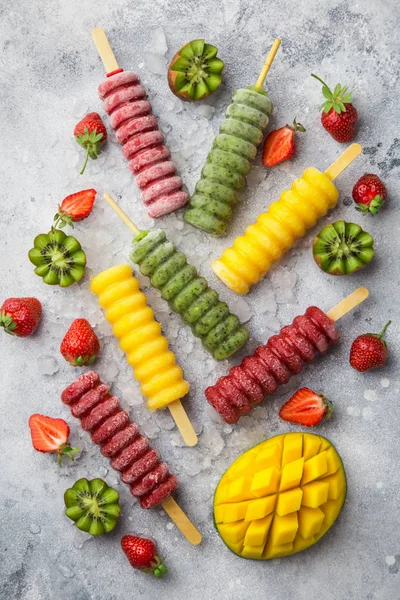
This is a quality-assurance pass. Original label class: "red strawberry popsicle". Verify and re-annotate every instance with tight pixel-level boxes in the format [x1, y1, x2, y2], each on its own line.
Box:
[61, 371, 177, 509]
[97, 71, 188, 219]
[205, 306, 340, 424]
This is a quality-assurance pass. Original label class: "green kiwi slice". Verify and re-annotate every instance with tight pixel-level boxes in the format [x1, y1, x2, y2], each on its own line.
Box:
[313, 220, 374, 275]
[28, 228, 86, 287]
[64, 478, 120, 536]
[168, 39, 224, 101]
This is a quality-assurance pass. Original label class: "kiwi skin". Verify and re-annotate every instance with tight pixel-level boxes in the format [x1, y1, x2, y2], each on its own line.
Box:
[167, 40, 223, 102]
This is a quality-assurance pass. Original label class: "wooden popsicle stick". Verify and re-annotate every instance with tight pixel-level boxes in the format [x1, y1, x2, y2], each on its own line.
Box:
[103, 193, 140, 234]
[324, 143, 362, 181]
[326, 287, 369, 322]
[92, 27, 120, 74]
[162, 496, 202, 545]
[102, 192, 198, 447]
[169, 400, 198, 447]
[255, 39, 281, 90]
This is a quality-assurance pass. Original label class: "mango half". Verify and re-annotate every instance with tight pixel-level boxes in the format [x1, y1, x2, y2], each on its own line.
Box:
[214, 432, 346, 559]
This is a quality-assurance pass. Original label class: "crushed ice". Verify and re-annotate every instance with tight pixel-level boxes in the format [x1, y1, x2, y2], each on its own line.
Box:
[38, 356, 59, 376]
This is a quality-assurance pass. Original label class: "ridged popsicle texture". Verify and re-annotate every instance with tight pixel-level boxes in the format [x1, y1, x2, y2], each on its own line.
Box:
[61, 371, 177, 509]
[212, 168, 339, 294]
[184, 88, 273, 236]
[205, 306, 339, 423]
[90, 264, 190, 410]
[98, 71, 188, 218]
[130, 230, 249, 360]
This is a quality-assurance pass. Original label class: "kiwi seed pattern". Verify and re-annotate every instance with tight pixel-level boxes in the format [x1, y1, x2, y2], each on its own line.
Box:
[64, 478, 120, 536]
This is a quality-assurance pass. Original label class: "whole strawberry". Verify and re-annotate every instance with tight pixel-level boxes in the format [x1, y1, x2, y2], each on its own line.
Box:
[74, 112, 107, 175]
[0, 297, 42, 337]
[350, 321, 391, 372]
[60, 318, 100, 366]
[352, 174, 387, 215]
[279, 387, 332, 427]
[121, 535, 168, 578]
[312, 74, 358, 143]
[54, 189, 97, 228]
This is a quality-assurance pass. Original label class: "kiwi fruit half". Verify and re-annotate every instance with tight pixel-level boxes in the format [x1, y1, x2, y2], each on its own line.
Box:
[168, 39, 224, 101]
[28, 229, 86, 287]
[64, 478, 120, 536]
[313, 220, 374, 276]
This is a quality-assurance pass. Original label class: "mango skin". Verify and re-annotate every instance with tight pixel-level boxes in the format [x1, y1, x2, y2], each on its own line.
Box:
[213, 432, 346, 559]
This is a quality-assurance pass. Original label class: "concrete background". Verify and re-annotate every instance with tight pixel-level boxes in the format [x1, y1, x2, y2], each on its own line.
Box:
[1, 0, 399, 598]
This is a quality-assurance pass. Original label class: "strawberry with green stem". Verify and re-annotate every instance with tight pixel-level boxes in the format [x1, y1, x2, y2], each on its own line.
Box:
[29, 414, 80, 466]
[350, 321, 391, 372]
[74, 113, 107, 174]
[352, 174, 387, 215]
[311, 74, 358, 142]
[121, 535, 168, 578]
[60, 318, 100, 366]
[279, 387, 333, 427]
[53, 189, 97, 229]
[0, 297, 42, 337]
[262, 118, 306, 167]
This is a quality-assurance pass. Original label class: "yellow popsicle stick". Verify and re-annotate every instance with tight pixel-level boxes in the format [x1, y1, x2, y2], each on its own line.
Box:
[324, 143, 362, 181]
[162, 496, 202, 545]
[103, 193, 140, 234]
[92, 27, 120, 74]
[102, 193, 198, 447]
[255, 39, 281, 90]
[326, 287, 369, 322]
[169, 400, 198, 447]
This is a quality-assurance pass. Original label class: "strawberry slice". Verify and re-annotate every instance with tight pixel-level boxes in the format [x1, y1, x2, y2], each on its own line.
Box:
[279, 387, 332, 427]
[262, 119, 305, 167]
[28, 414, 80, 465]
[53, 189, 97, 228]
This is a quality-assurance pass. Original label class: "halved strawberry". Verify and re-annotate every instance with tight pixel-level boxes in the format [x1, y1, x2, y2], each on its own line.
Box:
[28, 414, 80, 465]
[279, 387, 332, 427]
[262, 119, 305, 167]
[53, 189, 97, 228]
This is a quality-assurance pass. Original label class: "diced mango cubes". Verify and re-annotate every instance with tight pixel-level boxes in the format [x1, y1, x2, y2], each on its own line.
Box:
[214, 433, 346, 559]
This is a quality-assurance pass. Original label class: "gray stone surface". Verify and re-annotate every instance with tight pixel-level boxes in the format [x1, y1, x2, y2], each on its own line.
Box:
[1, 0, 399, 598]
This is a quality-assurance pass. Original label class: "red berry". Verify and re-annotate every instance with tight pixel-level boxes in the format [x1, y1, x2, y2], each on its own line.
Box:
[54, 189, 97, 228]
[352, 174, 387, 215]
[262, 119, 306, 167]
[279, 387, 332, 427]
[60, 318, 100, 366]
[0, 297, 42, 337]
[121, 535, 167, 578]
[350, 321, 391, 372]
[28, 414, 79, 465]
[74, 112, 107, 174]
[312, 74, 358, 143]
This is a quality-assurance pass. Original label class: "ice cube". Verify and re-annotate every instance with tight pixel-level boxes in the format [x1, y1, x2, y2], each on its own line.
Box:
[170, 432, 185, 447]
[230, 297, 253, 324]
[259, 289, 277, 314]
[102, 361, 119, 382]
[38, 356, 59, 376]
[270, 267, 297, 303]
[364, 389, 378, 402]
[145, 53, 166, 76]
[71, 97, 88, 118]
[141, 419, 160, 439]
[380, 378, 390, 388]
[29, 523, 41, 534]
[246, 167, 266, 190]
[151, 27, 168, 56]
[196, 105, 215, 119]
[58, 564, 75, 579]
[362, 406, 374, 421]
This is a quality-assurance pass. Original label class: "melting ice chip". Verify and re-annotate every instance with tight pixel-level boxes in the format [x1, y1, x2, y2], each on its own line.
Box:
[145, 52, 166, 76]
[151, 27, 168, 56]
[196, 104, 215, 119]
[230, 297, 253, 324]
[270, 266, 297, 304]
[38, 356, 59, 376]
[363, 389, 378, 402]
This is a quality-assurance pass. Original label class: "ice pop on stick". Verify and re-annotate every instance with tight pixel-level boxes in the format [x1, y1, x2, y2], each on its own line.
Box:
[183, 40, 280, 236]
[92, 27, 188, 219]
[212, 143, 362, 295]
[62, 371, 201, 544]
[102, 193, 250, 361]
[205, 287, 369, 423]
[90, 264, 197, 447]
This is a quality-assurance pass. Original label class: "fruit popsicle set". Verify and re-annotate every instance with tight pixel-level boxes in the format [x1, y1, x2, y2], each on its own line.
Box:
[90, 263, 197, 447]
[212, 143, 362, 295]
[92, 28, 188, 219]
[214, 432, 346, 559]
[206, 288, 369, 423]
[62, 371, 201, 544]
